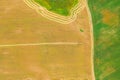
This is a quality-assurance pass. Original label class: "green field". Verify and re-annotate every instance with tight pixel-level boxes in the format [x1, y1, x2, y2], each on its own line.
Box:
[34, 0, 78, 16]
[88, 0, 120, 80]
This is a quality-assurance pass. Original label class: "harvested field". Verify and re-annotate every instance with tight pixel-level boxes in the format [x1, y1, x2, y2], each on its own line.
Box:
[0, 0, 94, 80]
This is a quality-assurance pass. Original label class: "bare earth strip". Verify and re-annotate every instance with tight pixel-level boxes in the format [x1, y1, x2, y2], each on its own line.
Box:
[0, 0, 95, 80]
[0, 42, 82, 47]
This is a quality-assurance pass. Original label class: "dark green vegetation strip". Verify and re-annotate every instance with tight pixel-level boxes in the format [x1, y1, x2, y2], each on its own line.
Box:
[88, 0, 120, 80]
[34, 0, 78, 16]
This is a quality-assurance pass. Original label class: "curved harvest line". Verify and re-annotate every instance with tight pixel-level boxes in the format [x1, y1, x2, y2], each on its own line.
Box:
[23, 0, 85, 24]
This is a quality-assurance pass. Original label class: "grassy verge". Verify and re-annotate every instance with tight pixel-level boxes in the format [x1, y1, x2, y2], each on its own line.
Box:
[88, 0, 120, 80]
[34, 0, 78, 16]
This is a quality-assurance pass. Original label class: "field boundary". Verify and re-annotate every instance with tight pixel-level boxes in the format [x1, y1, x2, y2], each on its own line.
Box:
[85, 0, 96, 80]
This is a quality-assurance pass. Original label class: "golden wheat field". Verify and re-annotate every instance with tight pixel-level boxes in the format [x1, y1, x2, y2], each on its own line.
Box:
[0, 0, 94, 80]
